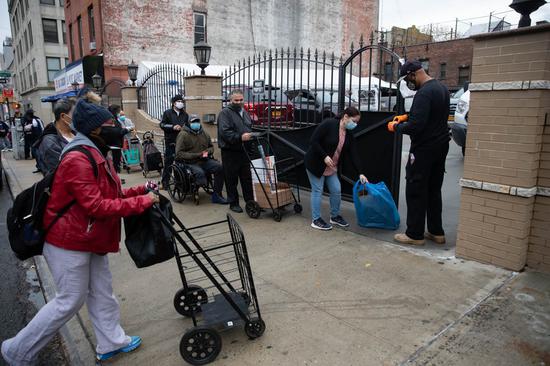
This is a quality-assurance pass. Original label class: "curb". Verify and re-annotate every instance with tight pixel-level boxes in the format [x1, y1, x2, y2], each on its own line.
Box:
[2, 156, 96, 366]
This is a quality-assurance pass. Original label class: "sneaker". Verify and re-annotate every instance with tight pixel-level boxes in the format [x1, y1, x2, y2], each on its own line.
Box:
[330, 215, 349, 228]
[394, 233, 425, 246]
[425, 232, 446, 244]
[96, 336, 142, 361]
[212, 193, 229, 205]
[311, 218, 332, 230]
[230, 204, 243, 213]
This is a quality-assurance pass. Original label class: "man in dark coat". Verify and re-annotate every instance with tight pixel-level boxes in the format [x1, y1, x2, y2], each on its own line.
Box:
[160, 94, 188, 188]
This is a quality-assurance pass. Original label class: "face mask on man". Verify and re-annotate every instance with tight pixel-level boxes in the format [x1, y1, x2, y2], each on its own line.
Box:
[190, 122, 201, 131]
[175, 101, 184, 110]
[118, 114, 126, 123]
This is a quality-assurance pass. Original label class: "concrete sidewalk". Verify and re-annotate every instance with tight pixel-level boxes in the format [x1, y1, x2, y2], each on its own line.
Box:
[2, 151, 549, 366]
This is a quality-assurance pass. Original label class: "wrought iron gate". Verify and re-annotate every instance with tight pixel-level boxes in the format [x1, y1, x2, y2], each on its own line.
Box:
[222, 33, 405, 204]
[137, 64, 192, 121]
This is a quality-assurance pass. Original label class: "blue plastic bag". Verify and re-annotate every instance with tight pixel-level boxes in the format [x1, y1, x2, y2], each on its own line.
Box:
[353, 181, 400, 230]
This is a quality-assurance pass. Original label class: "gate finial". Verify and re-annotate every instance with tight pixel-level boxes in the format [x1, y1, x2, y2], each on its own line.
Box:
[314, 49, 318, 61]
[350, 42, 354, 56]
[322, 50, 326, 62]
[300, 47, 304, 58]
[369, 31, 375, 45]
[359, 34, 364, 48]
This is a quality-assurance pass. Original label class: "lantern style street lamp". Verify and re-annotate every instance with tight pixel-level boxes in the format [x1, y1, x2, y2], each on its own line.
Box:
[92, 73, 102, 94]
[71, 81, 79, 91]
[127, 60, 138, 86]
[193, 41, 211, 75]
[509, 0, 547, 28]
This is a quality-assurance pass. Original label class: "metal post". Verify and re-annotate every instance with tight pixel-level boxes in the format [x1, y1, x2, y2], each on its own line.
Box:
[488, 12, 492, 32]
[267, 52, 272, 140]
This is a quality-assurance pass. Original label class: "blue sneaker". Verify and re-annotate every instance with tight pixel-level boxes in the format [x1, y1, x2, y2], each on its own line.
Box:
[211, 192, 229, 204]
[96, 336, 142, 361]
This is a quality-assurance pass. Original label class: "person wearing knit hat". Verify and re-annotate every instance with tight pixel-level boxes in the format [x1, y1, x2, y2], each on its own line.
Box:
[159, 93, 189, 188]
[76, 85, 103, 104]
[0, 97, 160, 364]
[72, 98, 113, 135]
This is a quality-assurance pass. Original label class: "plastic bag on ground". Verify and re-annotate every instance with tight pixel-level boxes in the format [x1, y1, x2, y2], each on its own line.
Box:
[353, 181, 400, 230]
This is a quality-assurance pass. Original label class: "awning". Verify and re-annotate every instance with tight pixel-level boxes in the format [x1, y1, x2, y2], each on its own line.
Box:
[41, 90, 78, 103]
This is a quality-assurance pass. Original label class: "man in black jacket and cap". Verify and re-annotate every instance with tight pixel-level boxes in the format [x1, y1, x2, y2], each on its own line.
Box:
[217, 89, 254, 213]
[388, 60, 450, 246]
[160, 94, 188, 188]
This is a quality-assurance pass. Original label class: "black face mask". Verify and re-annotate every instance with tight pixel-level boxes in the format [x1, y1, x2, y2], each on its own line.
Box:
[407, 81, 417, 91]
[98, 126, 121, 146]
[88, 133, 110, 156]
[229, 103, 242, 112]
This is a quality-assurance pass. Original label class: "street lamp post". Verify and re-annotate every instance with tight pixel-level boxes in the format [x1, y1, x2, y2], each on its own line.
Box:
[127, 60, 138, 86]
[71, 81, 79, 92]
[92, 73, 102, 94]
[193, 41, 212, 75]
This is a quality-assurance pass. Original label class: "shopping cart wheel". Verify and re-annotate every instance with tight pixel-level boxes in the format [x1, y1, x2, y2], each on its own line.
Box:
[245, 201, 261, 219]
[294, 203, 303, 214]
[273, 209, 282, 222]
[173, 285, 208, 317]
[180, 327, 222, 365]
[245, 319, 266, 339]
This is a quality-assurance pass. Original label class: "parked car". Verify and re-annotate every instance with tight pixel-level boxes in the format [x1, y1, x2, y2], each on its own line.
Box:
[452, 88, 470, 156]
[223, 84, 294, 128]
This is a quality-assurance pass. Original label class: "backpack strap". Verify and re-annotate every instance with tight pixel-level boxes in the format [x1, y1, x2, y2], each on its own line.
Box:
[44, 146, 99, 233]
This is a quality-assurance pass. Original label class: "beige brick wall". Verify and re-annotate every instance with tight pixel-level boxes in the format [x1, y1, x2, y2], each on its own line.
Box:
[528, 196, 550, 273]
[457, 188, 534, 271]
[463, 89, 545, 187]
[537, 100, 550, 187]
[471, 29, 550, 83]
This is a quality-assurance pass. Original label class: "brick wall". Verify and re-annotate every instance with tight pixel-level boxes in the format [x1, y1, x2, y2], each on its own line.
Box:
[64, 0, 102, 61]
[456, 24, 550, 273]
[457, 188, 533, 271]
[398, 38, 474, 91]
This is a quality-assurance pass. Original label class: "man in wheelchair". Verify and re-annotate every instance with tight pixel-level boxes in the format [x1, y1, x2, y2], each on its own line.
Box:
[175, 115, 228, 204]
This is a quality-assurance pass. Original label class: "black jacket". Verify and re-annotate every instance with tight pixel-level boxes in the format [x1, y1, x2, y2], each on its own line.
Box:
[217, 106, 252, 152]
[160, 108, 189, 144]
[34, 123, 69, 175]
[399, 79, 450, 151]
[304, 118, 360, 178]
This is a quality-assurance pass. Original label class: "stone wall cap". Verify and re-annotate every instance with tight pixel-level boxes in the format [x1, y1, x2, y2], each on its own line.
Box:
[184, 75, 223, 80]
[471, 23, 550, 41]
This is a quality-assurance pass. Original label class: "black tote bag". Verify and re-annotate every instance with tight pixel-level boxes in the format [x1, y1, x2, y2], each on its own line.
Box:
[124, 194, 175, 268]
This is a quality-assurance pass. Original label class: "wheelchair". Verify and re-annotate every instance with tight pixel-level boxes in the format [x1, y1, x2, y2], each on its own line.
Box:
[166, 162, 214, 205]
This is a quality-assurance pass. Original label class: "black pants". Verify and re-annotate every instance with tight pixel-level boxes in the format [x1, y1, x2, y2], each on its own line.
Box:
[161, 143, 176, 184]
[112, 148, 122, 173]
[187, 159, 225, 195]
[24, 134, 33, 159]
[405, 142, 449, 240]
[221, 149, 253, 206]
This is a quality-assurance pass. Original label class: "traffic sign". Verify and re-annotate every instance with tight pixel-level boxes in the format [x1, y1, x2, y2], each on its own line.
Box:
[0, 71, 11, 78]
[2, 89, 14, 98]
[0, 78, 8, 84]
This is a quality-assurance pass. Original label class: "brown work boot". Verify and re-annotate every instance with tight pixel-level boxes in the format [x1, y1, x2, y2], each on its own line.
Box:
[394, 233, 425, 246]
[424, 232, 446, 244]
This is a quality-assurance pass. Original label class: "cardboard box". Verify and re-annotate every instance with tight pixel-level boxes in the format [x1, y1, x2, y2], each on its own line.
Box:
[253, 182, 293, 209]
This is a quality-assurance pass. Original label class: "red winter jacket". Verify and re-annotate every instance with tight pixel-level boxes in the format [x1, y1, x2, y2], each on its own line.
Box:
[43, 144, 154, 253]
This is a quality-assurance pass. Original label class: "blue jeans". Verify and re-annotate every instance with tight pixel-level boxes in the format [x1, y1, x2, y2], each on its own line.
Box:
[306, 169, 341, 221]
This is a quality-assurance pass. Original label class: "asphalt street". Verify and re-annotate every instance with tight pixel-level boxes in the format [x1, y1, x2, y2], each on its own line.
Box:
[0, 177, 67, 366]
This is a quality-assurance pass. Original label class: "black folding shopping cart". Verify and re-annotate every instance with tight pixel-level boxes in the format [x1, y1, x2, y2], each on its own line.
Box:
[155, 209, 265, 365]
[243, 134, 302, 221]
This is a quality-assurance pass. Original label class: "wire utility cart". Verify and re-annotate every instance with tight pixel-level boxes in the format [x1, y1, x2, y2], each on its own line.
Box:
[244, 134, 302, 222]
[155, 210, 265, 365]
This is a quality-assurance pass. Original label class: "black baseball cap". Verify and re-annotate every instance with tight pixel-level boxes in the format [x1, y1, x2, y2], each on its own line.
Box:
[398, 60, 422, 82]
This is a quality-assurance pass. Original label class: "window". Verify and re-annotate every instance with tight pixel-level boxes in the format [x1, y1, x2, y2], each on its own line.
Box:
[23, 30, 29, 53]
[28, 22, 33, 47]
[384, 62, 394, 81]
[458, 66, 470, 87]
[26, 64, 31, 88]
[59, 0, 64, 5]
[77, 16, 83, 58]
[21, 1, 25, 19]
[42, 18, 59, 43]
[20, 71, 25, 91]
[65, 58, 69, 67]
[439, 63, 447, 79]
[419, 58, 429, 74]
[32, 59, 37, 86]
[61, 20, 66, 43]
[69, 23, 75, 60]
[40, 0, 55, 4]
[46, 57, 61, 82]
[193, 12, 206, 43]
[88, 6, 95, 42]
[25, 0, 29, 11]
[13, 10, 19, 35]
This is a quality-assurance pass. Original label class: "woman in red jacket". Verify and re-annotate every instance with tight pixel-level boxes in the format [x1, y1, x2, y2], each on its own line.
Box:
[1, 99, 159, 365]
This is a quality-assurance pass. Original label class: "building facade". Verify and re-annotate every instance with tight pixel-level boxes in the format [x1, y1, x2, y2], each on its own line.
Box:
[2, 37, 15, 71]
[63, 0, 379, 101]
[8, 0, 69, 122]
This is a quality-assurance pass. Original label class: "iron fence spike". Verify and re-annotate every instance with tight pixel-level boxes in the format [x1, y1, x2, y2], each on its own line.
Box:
[360, 34, 364, 48]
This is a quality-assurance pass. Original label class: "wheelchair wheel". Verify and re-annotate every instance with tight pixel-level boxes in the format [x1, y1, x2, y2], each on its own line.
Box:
[193, 191, 200, 205]
[168, 165, 187, 202]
